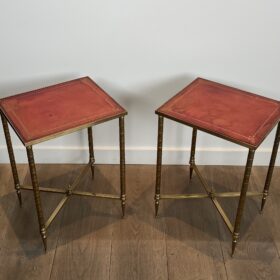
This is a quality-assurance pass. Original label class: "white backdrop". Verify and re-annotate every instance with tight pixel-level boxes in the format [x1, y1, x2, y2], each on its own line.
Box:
[0, 0, 279, 165]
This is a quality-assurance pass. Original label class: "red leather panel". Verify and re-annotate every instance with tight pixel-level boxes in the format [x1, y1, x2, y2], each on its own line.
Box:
[156, 78, 280, 148]
[0, 77, 126, 145]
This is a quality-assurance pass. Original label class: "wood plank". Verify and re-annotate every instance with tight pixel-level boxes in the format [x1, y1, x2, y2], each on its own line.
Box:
[211, 166, 280, 280]
[0, 164, 27, 249]
[0, 164, 75, 280]
[252, 167, 280, 257]
[163, 165, 228, 280]
[1, 164, 280, 280]
[109, 165, 168, 280]
[49, 165, 119, 280]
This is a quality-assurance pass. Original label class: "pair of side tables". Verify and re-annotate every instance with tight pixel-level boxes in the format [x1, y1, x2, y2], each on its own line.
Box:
[1, 77, 279, 256]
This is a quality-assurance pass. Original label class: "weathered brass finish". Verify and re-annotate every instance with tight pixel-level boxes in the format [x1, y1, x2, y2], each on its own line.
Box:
[1, 114, 22, 206]
[212, 197, 234, 233]
[193, 165, 211, 194]
[155, 115, 164, 217]
[70, 164, 90, 190]
[160, 191, 263, 200]
[45, 196, 69, 229]
[232, 149, 255, 256]
[21, 183, 120, 199]
[2, 115, 127, 251]
[119, 116, 126, 217]
[161, 193, 209, 199]
[72, 190, 120, 199]
[88, 126, 95, 179]
[261, 123, 280, 212]
[189, 128, 197, 180]
[155, 115, 278, 256]
[26, 146, 47, 252]
[20, 161, 121, 231]
[21, 185, 66, 194]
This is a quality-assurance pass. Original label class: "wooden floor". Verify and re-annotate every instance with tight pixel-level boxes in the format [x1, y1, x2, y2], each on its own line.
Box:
[0, 164, 280, 280]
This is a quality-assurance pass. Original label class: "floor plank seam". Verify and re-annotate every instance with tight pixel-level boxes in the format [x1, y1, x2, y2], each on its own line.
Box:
[219, 238, 229, 280]
[210, 167, 229, 280]
[162, 202, 170, 280]
[48, 167, 76, 280]
[108, 214, 114, 280]
[48, 206, 66, 280]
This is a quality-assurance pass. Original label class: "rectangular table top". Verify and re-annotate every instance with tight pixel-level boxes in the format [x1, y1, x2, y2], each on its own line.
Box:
[156, 78, 280, 148]
[0, 77, 127, 146]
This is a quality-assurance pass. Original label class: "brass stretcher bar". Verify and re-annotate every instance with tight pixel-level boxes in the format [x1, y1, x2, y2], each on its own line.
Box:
[159, 163, 263, 234]
[20, 163, 121, 230]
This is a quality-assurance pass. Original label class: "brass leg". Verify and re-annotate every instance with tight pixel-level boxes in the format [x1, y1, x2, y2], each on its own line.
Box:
[26, 146, 47, 251]
[155, 116, 164, 217]
[1, 114, 22, 206]
[189, 128, 197, 180]
[119, 116, 126, 217]
[232, 149, 255, 256]
[261, 123, 280, 212]
[87, 126, 95, 180]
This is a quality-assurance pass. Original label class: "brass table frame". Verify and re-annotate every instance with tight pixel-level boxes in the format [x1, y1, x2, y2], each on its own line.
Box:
[1, 114, 126, 252]
[155, 115, 280, 256]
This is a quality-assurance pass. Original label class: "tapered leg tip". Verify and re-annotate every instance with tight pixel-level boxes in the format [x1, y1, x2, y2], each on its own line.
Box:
[189, 168, 193, 181]
[260, 201, 266, 213]
[121, 209, 125, 218]
[18, 197, 23, 208]
[121, 203, 126, 218]
[91, 168, 95, 180]
[231, 243, 237, 257]
[231, 248, 235, 257]
[155, 206, 159, 217]
[43, 240, 47, 253]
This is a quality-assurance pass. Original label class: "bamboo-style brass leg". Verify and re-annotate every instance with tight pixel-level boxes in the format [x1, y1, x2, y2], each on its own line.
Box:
[261, 123, 280, 213]
[189, 128, 197, 180]
[119, 116, 126, 217]
[26, 146, 47, 252]
[87, 126, 95, 180]
[231, 149, 255, 256]
[1, 114, 22, 206]
[155, 116, 164, 217]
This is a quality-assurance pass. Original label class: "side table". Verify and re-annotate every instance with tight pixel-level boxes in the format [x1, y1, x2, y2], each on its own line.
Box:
[0, 77, 127, 251]
[155, 78, 280, 255]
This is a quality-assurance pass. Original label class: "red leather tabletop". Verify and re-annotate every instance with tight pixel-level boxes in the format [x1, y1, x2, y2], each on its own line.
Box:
[156, 78, 280, 148]
[0, 77, 127, 146]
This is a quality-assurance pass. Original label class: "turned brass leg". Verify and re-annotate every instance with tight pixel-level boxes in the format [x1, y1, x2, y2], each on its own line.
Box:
[119, 116, 126, 217]
[232, 149, 255, 256]
[261, 123, 280, 212]
[189, 128, 197, 180]
[26, 146, 47, 251]
[155, 116, 164, 217]
[1, 114, 22, 206]
[87, 126, 95, 180]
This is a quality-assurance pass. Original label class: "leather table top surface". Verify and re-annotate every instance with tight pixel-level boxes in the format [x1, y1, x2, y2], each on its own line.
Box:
[0, 77, 126, 146]
[156, 78, 280, 148]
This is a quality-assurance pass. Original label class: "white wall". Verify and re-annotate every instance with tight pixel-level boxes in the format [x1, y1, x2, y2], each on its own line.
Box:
[0, 0, 279, 165]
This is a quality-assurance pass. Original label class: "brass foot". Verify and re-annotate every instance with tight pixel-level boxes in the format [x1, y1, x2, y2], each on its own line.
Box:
[42, 238, 47, 253]
[155, 203, 159, 217]
[231, 232, 239, 256]
[16, 191, 22, 207]
[260, 191, 268, 213]
[41, 228, 47, 252]
[189, 166, 194, 180]
[155, 194, 160, 217]
[121, 194, 126, 217]
[90, 164, 95, 180]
